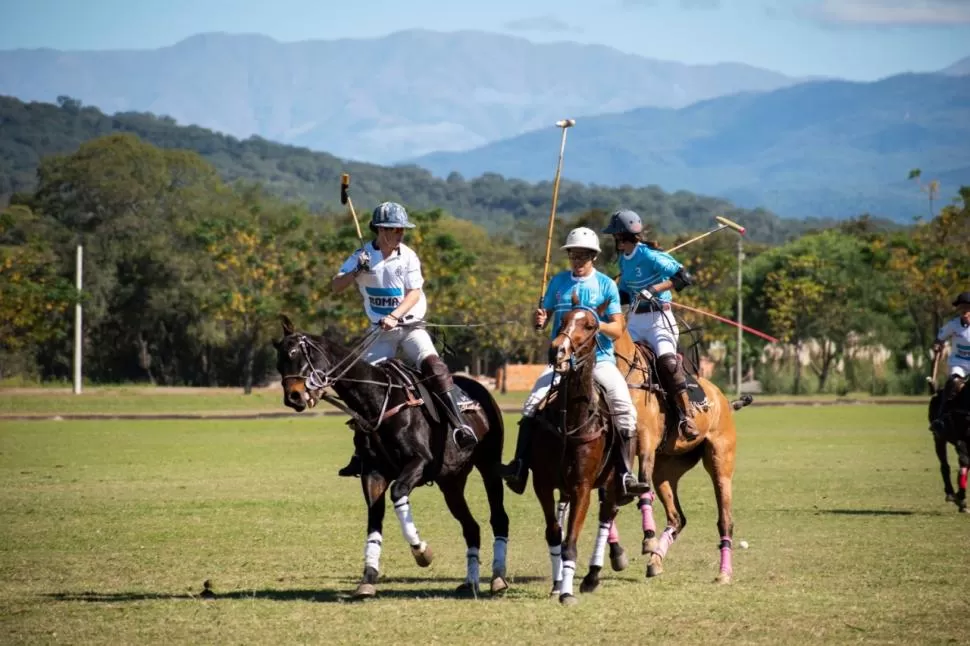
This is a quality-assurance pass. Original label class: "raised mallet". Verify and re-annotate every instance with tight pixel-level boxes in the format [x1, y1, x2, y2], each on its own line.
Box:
[667, 215, 746, 254]
[340, 173, 365, 249]
[536, 118, 576, 330]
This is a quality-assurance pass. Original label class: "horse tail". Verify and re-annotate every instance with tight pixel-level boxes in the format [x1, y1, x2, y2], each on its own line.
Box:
[730, 394, 754, 411]
[452, 375, 505, 466]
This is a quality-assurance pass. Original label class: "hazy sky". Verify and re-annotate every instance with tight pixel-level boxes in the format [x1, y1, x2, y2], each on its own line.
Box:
[3, 0, 969, 80]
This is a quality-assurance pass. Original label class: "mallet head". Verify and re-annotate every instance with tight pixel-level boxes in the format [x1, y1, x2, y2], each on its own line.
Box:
[715, 215, 746, 235]
[556, 119, 576, 128]
[340, 173, 350, 206]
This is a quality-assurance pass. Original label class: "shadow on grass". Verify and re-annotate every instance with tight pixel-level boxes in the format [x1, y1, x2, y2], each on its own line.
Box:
[816, 509, 923, 516]
[43, 576, 550, 604]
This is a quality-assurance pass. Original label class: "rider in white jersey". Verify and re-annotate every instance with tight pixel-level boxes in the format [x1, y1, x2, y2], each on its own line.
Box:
[930, 291, 970, 432]
[501, 227, 650, 497]
[331, 202, 478, 476]
[602, 209, 699, 440]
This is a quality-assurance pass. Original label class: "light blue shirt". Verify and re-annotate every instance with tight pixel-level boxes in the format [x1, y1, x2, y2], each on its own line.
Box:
[617, 243, 683, 303]
[543, 270, 622, 364]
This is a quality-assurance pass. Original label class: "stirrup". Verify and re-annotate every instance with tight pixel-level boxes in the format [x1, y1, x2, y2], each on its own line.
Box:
[453, 424, 478, 450]
[621, 473, 651, 496]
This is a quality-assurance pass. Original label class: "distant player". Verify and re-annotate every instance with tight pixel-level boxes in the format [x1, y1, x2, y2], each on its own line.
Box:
[931, 291, 970, 432]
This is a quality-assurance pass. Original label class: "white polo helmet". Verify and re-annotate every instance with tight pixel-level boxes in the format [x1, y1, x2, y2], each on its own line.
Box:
[561, 227, 601, 253]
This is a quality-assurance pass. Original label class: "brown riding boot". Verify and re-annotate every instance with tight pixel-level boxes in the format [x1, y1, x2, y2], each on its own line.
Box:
[674, 389, 700, 440]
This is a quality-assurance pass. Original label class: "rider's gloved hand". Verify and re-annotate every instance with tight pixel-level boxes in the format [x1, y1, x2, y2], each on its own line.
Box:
[355, 251, 370, 274]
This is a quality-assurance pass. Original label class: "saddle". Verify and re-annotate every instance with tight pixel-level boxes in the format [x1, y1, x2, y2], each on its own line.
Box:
[380, 359, 481, 426]
[633, 341, 709, 408]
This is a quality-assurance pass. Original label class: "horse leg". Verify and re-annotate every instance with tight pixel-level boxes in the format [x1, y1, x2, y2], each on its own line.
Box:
[957, 441, 969, 513]
[438, 472, 484, 596]
[533, 476, 563, 598]
[389, 457, 435, 567]
[595, 489, 628, 571]
[645, 453, 697, 579]
[582, 489, 619, 593]
[637, 428, 659, 555]
[475, 459, 510, 595]
[560, 483, 592, 605]
[354, 472, 389, 599]
[703, 437, 737, 584]
[934, 433, 956, 502]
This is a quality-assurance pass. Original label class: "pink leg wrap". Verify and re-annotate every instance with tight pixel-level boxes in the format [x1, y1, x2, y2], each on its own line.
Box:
[719, 536, 733, 576]
[638, 492, 656, 534]
[657, 526, 676, 558]
[959, 467, 968, 491]
[607, 519, 620, 545]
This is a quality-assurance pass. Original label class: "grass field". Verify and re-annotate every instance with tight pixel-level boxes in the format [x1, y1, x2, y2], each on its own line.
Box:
[2, 404, 968, 645]
[0, 386, 927, 416]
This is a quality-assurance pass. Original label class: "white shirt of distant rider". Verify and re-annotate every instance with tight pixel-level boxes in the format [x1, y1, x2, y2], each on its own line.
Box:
[338, 241, 428, 325]
[938, 317, 970, 363]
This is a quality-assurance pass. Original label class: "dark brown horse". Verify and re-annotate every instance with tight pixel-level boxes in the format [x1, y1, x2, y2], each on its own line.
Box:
[928, 381, 969, 513]
[611, 329, 750, 583]
[528, 301, 636, 605]
[274, 315, 510, 597]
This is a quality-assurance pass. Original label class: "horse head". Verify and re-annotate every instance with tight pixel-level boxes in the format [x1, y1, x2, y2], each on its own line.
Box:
[274, 314, 330, 412]
[550, 291, 608, 375]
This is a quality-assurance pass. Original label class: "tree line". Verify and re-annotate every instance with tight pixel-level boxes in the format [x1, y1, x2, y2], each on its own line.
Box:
[2, 133, 967, 394]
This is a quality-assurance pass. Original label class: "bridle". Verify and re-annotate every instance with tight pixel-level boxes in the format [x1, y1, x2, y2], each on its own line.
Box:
[551, 306, 602, 374]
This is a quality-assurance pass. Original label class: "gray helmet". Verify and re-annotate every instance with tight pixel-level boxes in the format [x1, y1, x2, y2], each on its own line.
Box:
[370, 202, 415, 229]
[601, 209, 643, 235]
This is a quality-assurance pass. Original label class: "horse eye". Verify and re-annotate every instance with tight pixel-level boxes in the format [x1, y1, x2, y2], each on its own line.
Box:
[288, 348, 298, 358]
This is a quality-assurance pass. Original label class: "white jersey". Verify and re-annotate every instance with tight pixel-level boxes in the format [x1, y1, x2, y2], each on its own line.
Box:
[337, 241, 427, 325]
[938, 318, 970, 363]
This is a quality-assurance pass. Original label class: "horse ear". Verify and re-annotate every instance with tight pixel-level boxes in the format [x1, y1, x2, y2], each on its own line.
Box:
[280, 314, 295, 336]
[571, 290, 580, 307]
[596, 297, 612, 318]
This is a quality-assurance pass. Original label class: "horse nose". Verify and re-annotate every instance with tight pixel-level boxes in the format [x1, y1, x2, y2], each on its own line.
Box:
[287, 390, 304, 406]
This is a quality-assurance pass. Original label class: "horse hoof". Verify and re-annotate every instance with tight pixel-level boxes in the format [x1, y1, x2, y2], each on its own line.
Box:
[946, 493, 957, 503]
[353, 583, 377, 599]
[642, 537, 659, 556]
[610, 548, 629, 572]
[490, 576, 509, 596]
[579, 575, 600, 594]
[714, 572, 732, 585]
[559, 593, 579, 606]
[412, 544, 434, 567]
[455, 581, 480, 597]
[549, 583, 562, 598]
[959, 505, 969, 514]
[646, 559, 664, 578]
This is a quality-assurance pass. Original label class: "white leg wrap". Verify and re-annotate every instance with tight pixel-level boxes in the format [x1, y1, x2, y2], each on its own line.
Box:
[393, 496, 421, 547]
[549, 544, 563, 583]
[590, 522, 610, 568]
[492, 537, 508, 576]
[364, 531, 382, 571]
[561, 560, 576, 597]
[466, 547, 480, 584]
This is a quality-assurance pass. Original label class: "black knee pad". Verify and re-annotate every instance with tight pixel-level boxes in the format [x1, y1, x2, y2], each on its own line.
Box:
[657, 353, 686, 390]
[421, 355, 453, 392]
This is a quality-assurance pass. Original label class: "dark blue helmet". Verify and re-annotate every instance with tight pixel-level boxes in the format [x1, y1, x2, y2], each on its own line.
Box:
[602, 209, 643, 235]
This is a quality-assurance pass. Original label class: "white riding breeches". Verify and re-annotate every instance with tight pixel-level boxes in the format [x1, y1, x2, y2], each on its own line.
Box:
[363, 326, 438, 366]
[627, 307, 679, 357]
[522, 361, 637, 436]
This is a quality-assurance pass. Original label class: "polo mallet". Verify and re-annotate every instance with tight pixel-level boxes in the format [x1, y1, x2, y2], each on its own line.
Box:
[340, 173, 365, 250]
[667, 215, 746, 254]
[536, 118, 576, 331]
[927, 350, 941, 395]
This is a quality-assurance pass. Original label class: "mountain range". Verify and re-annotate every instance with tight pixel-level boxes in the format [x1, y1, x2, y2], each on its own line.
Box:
[0, 30, 805, 163]
[412, 73, 970, 221]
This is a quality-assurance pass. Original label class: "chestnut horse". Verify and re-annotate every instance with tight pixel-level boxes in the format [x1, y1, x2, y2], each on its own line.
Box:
[529, 301, 637, 605]
[610, 329, 750, 584]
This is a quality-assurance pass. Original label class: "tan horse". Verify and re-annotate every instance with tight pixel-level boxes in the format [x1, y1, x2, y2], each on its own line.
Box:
[612, 329, 750, 583]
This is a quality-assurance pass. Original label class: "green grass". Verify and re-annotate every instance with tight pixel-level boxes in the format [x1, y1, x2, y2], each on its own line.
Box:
[0, 386, 926, 416]
[2, 405, 968, 645]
